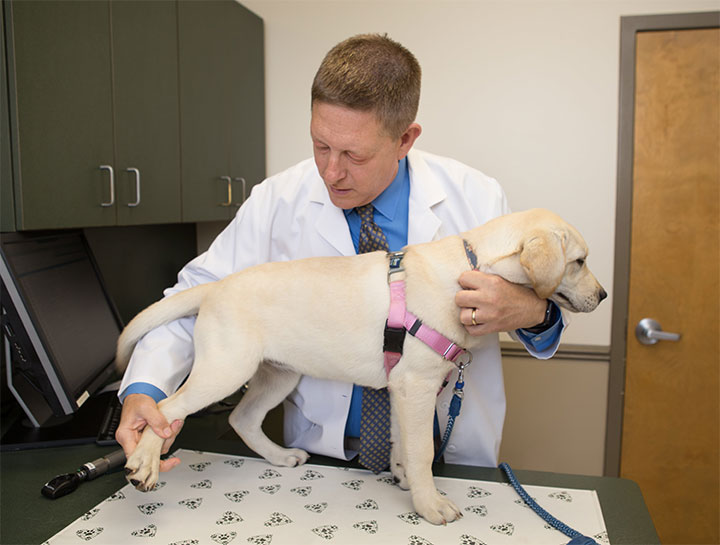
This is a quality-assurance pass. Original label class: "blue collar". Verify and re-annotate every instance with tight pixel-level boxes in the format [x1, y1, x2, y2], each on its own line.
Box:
[343, 157, 409, 218]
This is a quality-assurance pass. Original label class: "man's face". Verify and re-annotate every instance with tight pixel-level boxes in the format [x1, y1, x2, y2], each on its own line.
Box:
[310, 102, 404, 210]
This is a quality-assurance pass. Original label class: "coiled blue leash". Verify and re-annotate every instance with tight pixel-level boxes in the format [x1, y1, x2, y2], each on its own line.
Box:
[433, 365, 466, 463]
[499, 462, 600, 545]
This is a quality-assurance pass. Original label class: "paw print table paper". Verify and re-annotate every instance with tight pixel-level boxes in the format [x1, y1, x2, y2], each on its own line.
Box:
[45, 449, 610, 545]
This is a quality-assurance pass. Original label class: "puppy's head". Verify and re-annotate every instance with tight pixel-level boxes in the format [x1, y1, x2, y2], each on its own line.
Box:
[518, 211, 606, 312]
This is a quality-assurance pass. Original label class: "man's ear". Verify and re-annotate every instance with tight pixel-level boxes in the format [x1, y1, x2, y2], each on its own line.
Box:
[519, 231, 566, 299]
[397, 123, 422, 159]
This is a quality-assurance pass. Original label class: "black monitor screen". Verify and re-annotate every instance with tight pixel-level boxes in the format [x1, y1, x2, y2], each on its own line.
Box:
[1, 231, 122, 424]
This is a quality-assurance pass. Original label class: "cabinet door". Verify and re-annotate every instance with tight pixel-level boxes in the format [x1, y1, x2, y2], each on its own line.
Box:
[112, 0, 182, 225]
[178, 0, 235, 223]
[9, 0, 116, 229]
[229, 3, 266, 207]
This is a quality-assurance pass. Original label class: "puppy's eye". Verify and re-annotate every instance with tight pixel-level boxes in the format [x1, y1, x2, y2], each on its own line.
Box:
[576, 258, 586, 267]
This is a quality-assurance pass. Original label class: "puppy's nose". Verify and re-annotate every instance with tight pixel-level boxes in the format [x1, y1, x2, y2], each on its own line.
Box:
[598, 287, 608, 302]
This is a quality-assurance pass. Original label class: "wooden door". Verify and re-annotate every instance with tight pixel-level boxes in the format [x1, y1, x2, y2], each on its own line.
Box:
[112, 0, 182, 225]
[620, 27, 719, 544]
[9, 0, 116, 229]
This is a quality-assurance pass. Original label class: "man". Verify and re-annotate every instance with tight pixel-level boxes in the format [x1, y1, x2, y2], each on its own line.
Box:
[117, 34, 563, 473]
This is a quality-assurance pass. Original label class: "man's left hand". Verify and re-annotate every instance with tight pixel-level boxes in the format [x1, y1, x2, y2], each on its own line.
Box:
[456, 270, 546, 336]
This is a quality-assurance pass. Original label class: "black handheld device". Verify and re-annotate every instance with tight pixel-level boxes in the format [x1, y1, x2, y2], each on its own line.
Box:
[41, 449, 126, 499]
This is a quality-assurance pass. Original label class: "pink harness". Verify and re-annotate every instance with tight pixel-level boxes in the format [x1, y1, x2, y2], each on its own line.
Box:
[382, 251, 472, 379]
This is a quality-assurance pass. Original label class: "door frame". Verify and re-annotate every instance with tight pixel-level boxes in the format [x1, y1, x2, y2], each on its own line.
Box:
[605, 10, 720, 477]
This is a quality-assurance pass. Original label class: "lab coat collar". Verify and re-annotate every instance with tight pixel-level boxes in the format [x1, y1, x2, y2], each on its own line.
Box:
[407, 148, 444, 244]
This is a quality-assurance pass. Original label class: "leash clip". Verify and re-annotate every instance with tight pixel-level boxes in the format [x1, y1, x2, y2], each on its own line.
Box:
[453, 350, 472, 369]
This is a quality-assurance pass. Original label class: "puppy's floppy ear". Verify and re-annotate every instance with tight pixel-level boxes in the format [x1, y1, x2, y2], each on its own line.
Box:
[519, 231, 566, 299]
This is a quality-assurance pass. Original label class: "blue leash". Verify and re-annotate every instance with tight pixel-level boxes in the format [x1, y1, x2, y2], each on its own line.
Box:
[499, 462, 600, 545]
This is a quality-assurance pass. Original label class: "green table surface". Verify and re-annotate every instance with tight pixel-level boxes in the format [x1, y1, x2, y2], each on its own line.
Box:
[1, 409, 659, 545]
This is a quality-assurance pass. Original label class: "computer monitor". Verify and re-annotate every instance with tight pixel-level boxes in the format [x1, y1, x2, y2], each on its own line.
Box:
[0, 230, 122, 440]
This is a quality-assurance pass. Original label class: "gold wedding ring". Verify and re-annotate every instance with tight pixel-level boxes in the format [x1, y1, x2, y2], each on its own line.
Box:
[471, 308, 478, 326]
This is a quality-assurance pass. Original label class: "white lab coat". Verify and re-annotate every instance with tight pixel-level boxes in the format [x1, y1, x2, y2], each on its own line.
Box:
[119, 148, 562, 467]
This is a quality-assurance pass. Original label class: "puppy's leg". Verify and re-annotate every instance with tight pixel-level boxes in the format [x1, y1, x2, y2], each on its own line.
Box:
[390, 365, 462, 525]
[390, 399, 409, 490]
[229, 363, 308, 467]
[125, 316, 262, 491]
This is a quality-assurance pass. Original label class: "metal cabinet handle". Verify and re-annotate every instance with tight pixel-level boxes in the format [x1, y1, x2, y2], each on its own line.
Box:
[220, 176, 232, 206]
[126, 168, 141, 207]
[99, 165, 115, 207]
[635, 318, 681, 345]
[233, 177, 246, 206]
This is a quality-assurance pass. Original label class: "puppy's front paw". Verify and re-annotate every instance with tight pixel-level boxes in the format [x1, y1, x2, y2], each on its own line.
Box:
[413, 490, 463, 525]
[391, 462, 409, 490]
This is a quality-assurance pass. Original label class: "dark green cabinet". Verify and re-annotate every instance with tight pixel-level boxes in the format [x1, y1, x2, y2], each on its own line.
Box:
[5, 0, 181, 230]
[3, 0, 264, 230]
[178, 0, 265, 222]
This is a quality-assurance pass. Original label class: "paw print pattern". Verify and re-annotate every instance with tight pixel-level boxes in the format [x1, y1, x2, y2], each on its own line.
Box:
[408, 536, 433, 545]
[490, 522, 515, 536]
[460, 535, 487, 545]
[137, 502, 163, 515]
[224, 459, 244, 468]
[81, 509, 99, 521]
[216, 511, 243, 525]
[355, 499, 379, 510]
[549, 491, 573, 502]
[189, 462, 211, 472]
[311, 525, 338, 540]
[246, 536, 273, 545]
[304, 502, 328, 513]
[467, 486, 491, 498]
[131, 524, 157, 537]
[224, 490, 249, 503]
[258, 485, 281, 495]
[594, 531, 610, 544]
[168, 541, 198, 545]
[264, 512, 293, 527]
[353, 520, 378, 534]
[397, 512, 422, 525]
[300, 469, 324, 481]
[210, 531, 237, 545]
[259, 469, 282, 479]
[106, 491, 126, 502]
[376, 476, 395, 486]
[75, 528, 103, 541]
[290, 486, 312, 497]
[341, 479, 364, 491]
[191, 479, 213, 489]
[463, 504, 488, 517]
[178, 497, 203, 510]
[150, 481, 166, 492]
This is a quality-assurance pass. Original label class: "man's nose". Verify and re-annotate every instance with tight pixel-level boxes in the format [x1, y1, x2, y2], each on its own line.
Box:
[323, 154, 345, 183]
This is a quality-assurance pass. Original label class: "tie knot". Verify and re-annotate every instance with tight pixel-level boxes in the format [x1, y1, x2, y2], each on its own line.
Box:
[356, 204, 375, 224]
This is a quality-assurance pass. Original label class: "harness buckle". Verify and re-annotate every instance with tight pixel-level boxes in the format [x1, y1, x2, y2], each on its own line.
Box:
[383, 321, 406, 354]
[387, 251, 405, 279]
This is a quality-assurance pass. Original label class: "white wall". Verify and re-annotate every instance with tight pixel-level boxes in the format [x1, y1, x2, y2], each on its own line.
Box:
[240, 0, 718, 347]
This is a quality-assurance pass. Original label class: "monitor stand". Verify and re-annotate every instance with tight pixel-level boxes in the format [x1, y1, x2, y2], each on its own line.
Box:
[0, 390, 115, 451]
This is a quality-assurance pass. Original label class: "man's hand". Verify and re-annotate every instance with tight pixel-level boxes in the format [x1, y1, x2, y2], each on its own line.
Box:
[456, 270, 546, 336]
[116, 393, 184, 472]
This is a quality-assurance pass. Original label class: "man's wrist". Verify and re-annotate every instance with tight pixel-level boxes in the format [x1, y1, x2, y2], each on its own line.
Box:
[524, 300, 556, 334]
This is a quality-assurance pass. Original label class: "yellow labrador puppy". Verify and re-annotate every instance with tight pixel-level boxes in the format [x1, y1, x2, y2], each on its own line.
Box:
[118, 208, 606, 525]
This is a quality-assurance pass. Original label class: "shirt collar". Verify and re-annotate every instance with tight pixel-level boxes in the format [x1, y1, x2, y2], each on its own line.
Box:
[343, 157, 409, 220]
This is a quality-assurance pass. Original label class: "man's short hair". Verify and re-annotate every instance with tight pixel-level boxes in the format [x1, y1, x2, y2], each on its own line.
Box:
[311, 33, 421, 139]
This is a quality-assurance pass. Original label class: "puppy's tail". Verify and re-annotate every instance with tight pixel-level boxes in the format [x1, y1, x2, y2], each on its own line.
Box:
[115, 283, 214, 373]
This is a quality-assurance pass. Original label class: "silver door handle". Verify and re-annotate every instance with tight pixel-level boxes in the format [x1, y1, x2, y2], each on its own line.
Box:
[220, 176, 232, 206]
[99, 165, 115, 207]
[126, 168, 141, 207]
[635, 318, 681, 345]
[233, 177, 246, 206]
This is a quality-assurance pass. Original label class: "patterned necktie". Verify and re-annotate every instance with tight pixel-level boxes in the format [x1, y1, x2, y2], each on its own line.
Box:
[356, 204, 392, 473]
